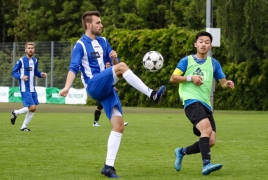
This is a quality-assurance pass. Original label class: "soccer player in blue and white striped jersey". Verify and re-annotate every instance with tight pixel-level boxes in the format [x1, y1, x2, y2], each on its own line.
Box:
[59, 11, 166, 178]
[81, 61, 128, 127]
[10, 42, 47, 131]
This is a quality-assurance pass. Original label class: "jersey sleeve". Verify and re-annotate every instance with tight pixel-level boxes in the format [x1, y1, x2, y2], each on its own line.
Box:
[69, 42, 84, 75]
[213, 59, 226, 81]
[11, 60, 22, 79]
[105, 40, 120, 65]
[172, 56, 188, 76]
[34, 59, 43, 78]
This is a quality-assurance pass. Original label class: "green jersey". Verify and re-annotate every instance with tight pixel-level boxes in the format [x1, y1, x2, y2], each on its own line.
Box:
[179, 55, 213, 108]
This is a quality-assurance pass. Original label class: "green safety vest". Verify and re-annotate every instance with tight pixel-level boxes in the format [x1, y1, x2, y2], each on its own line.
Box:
[179, 55, 213, 108]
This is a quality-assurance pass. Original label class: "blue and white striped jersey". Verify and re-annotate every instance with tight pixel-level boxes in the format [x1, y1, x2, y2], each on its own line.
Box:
[12, 55, 43, 92]
[69, 34, 116, 85]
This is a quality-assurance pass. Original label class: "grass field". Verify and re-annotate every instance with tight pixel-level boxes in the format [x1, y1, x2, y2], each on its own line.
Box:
[1, 103, 268, 180]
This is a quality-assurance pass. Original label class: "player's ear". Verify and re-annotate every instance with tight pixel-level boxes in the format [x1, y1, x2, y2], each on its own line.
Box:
[86, 22, 91, 29]
[194, 43, 197, 47]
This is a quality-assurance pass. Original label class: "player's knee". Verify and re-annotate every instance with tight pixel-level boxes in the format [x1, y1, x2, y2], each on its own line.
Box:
[119, 125, 125, 132]
[201, 126, 212, 137]
[112, 125, 125, 133]
[118, 62, 127, 68]
[115, 62, 129, 73]
[28, 106, 36, 112]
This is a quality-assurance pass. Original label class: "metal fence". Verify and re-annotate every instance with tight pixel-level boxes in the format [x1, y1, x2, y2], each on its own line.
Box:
[0, 42, 84, 89]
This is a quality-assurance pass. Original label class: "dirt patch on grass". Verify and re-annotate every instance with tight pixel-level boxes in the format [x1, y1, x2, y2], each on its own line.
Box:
[0, 102, 183, 114]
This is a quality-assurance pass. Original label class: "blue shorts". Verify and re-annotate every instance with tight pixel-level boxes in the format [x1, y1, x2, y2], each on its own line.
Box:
[86, 67, 122, 120]
[21, 91, 39, 107]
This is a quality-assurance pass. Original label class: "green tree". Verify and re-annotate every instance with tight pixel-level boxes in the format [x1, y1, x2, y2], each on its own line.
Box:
[181, 0, 208, 30]
[102, 0, 187, 31]
[55, 1, 98, 40]
[6, 0, 99, 41]
[215, 0, 268, 63]
[1, 0, 18, 42]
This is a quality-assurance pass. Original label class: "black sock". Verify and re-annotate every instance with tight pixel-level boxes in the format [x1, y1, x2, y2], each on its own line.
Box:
[184, 141, 200, 155]
[199, 137, 211, 166]
[94, 110, 101, 122]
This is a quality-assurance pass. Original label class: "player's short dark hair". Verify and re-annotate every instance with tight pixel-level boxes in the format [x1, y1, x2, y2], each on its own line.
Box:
[81, 11, 101, 30]
[195, 31, 213, 43]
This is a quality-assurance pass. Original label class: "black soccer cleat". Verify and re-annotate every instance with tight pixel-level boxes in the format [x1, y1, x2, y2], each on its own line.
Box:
[101, 165, 119, 178]
[10, 110, 17, 125]
[150, 85, 166, 104]
[20, 128, 31, 132]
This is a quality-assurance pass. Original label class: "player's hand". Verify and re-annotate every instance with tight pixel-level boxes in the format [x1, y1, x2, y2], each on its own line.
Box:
[109, 50, 117, 60]
[59, 88, 69, 97]
[110, 50, 119, 65]
[227, 80, 235, 89]
[22, 75, 28, 81]
[192, 75, 203, 86]
[41, 72, 47, 78]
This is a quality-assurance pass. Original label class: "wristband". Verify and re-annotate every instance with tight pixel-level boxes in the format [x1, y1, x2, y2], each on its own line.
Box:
[186, 75, 192, 82]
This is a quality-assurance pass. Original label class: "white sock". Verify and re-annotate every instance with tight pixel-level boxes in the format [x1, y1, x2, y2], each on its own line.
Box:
[14, 107, 29, 115]
[105, 131, 122, 167]
[123, 69, 153, 97]
[21, 112, 34, 129]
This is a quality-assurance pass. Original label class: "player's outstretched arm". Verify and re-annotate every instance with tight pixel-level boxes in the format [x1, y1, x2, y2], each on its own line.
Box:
[59, 71, 76, 96]
[219, 78, 235, 89]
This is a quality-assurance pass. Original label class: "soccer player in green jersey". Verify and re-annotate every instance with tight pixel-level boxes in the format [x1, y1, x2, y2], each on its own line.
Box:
[170, 31, 235, 175]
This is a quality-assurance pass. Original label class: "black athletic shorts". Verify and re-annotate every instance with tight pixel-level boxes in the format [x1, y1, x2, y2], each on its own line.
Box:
[185, 102, 216, 136]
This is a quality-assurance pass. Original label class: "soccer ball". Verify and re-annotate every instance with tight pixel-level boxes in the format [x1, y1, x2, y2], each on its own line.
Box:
[142, 51, 164, 72]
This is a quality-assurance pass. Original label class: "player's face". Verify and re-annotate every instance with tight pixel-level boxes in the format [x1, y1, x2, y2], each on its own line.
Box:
[194, 36, 212, 55]
[25, 45, 35, 57]
[89, 16, 103, 36]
